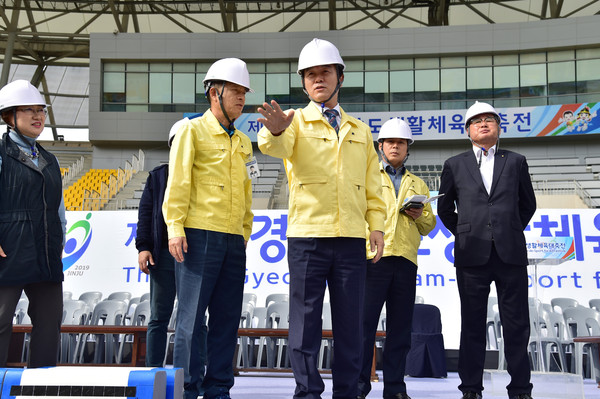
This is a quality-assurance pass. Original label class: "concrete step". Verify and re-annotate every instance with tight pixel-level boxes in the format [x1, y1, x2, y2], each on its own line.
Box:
[104, 171, 149, 210]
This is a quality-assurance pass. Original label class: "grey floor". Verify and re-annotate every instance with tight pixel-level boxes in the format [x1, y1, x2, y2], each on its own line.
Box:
[229, 371, 599, 399]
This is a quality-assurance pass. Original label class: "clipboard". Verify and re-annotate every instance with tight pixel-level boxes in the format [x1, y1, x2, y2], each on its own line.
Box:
[399, 193, 444, 212]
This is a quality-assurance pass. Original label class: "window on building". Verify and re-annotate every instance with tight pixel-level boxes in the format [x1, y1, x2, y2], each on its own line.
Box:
[101, 47, 599, 112]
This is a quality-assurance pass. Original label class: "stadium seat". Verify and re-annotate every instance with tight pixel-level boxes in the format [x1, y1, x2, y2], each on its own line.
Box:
[264, 302, 290, 369]
[117, 300, 151, 363]
[77, 299, 127, 364]
[551, 297, 579, 314]
[318, 302, 333, 370]
[562, 306, 600, 379]
[237, 301, 255, 368]
[406, 304, 447, 377]
[265, 293, 289, 308]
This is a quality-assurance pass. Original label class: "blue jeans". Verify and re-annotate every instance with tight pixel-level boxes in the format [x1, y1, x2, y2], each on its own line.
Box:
[147, 248, 208, 373]
[174, 229, 245, 399]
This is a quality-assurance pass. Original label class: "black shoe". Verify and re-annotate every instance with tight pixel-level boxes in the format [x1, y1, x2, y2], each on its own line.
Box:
[384, 394, 411, 399]
[356, 395, 366, 399]
[509, 394, 532, 399]
[461, 393, 482, 399]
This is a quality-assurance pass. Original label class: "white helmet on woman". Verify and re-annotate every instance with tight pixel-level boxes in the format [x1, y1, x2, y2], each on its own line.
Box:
[297, 38, 345, 75]
[0, 80, 49, 114]
[378, 118, 414, 145]
[203, 58, 253, 93]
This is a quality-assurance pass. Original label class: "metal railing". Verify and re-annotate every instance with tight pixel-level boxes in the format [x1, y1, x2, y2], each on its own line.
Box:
[62, 156, 85, 187]
[82, 197, 140, 211]
[79, 149, 145, 210]
[532, 180, 594, 208]
[423, 176, 441, 192]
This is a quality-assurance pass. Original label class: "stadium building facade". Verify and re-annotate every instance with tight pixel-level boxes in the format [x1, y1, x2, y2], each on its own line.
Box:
[89, 15, 600, 173]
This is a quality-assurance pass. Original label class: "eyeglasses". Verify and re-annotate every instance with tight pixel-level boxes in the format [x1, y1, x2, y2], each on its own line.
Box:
[16, 107, 48, 117]
[469, 116, 497, 127]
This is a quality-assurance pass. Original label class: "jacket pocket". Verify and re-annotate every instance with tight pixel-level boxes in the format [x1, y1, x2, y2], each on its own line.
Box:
[196, 143, 228, 166]
[343, 132, 366, 145]
[298, 127, 328, 140]
[456, 223, 471, 234]
[198, 178, 226, 192]
[291, 176, 333, 224]
[194, 179, 227, 221]
[0, 211, 39, 282]
[351, 177, 368, 215]
[512, 219, 525, 231]
[235, 141, 252, 157]
[197, 143, 227, 151]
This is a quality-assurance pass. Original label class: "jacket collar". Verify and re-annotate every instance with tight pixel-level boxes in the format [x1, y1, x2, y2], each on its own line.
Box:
[490, 148, 507, 196]
[304, 101, 357, 128]
[464, 148, 508, 197]
[204, 109, 237, 136]
[304, 102, 360, 142]
[3, 132, 48, 171]
[465, 150, 486, 193]
[379, 161, 412, 178]
[203, 109, 245, 153]
[380, 159, 406, 176]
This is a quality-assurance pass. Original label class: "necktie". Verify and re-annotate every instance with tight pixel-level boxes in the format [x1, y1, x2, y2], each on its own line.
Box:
[323, 109, 339, 132]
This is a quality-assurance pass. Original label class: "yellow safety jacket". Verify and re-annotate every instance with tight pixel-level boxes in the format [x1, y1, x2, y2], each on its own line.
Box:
[258, 102, 385, 238]
[163, 109, 254, 241]
[368, 163, 436, 263]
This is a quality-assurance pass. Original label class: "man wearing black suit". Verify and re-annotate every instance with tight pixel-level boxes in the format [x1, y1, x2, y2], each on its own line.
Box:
[438, 101, 536, 399]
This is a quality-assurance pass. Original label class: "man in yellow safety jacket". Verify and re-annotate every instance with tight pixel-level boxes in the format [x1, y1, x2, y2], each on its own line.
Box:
[357, 118, 436, 399]
[162, 58, 254, 399]
[257, 38, 386, 399]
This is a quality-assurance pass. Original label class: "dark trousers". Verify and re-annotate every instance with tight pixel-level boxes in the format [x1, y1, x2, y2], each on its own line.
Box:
[174, 229, 245, 399]
[358, 256, 417, 397]
[456, 245, 532, 396]
[147, 248, 177, 366]
[0, 281, 63, 367]
[288, 237, 366, 399]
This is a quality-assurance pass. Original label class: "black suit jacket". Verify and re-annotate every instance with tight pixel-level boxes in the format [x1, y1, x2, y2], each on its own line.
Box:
[136, 164, 169, 263]
[437, 148, 536, 267]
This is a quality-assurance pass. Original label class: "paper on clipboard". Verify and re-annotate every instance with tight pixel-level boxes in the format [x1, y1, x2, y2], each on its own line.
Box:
[399, 193, 445, 212]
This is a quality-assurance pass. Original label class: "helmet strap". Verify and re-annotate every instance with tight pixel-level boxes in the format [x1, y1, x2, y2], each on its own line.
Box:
[379, 140, 410, 169]
[301, 68, 342, 109]
[11, 108, 39, 158]
[215, 83, 236, 132]
[381, 150, 392, 166]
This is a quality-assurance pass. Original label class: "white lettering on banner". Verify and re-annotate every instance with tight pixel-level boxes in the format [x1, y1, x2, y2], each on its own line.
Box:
[236, 103, 600, 142]
[63, 209, 600, 349]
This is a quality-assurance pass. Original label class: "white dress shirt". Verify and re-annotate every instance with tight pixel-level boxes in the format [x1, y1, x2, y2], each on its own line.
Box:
[473, 144, 496, 194]
[320, 102, 341, 128]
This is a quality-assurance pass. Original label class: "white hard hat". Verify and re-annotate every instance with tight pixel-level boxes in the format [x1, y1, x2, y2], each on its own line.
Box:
[464, 101, 499, 130]
[0, 80, 49, 113]
[168, 117, 189, 147]
[203, 58, 253, 93]
[297, 38, 345, 75]
[378, 118, 414, 145]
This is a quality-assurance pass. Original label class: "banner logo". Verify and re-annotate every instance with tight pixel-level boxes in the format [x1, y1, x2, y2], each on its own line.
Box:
[63, 213, 93, 271]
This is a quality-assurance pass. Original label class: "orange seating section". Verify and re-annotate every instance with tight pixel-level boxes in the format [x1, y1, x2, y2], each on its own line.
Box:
[63, 169, 118, 211]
